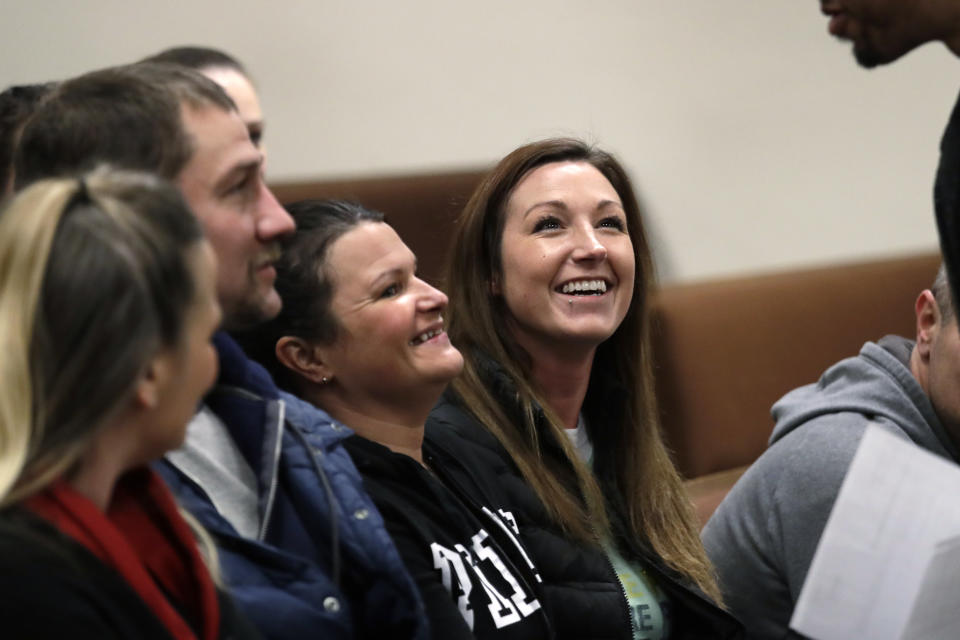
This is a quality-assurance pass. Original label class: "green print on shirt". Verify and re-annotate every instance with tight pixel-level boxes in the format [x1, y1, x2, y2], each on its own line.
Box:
[607, 544, 672, 640]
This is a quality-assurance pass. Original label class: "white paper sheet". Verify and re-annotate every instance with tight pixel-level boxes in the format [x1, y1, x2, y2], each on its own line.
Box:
[789, 424, 960, 640]
[902, 533, 960, 638]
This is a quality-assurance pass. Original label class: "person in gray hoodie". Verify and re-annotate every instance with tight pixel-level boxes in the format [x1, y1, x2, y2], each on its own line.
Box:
[702, 264, 960, 639]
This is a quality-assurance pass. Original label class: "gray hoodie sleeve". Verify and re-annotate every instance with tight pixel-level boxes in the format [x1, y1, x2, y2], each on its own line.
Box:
[701, 338, 954, 639]
[701, 415, 873, 640]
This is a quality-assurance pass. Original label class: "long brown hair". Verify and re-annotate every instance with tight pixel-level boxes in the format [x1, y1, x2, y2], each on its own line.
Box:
[444, 138, 721, 602]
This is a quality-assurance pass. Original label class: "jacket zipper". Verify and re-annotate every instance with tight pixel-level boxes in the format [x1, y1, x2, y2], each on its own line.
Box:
[257, 398, 285, 543]
[602, 541, 637, 640]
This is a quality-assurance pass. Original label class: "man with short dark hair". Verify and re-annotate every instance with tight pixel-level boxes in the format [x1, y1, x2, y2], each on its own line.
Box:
[16, 64, 222, 188]
[15, 63, 428, 640]
[0, 82, 54, 197]
[141, 47, 265, 153]
[17, 64, 283, 332]
[703, 266, 960, 639]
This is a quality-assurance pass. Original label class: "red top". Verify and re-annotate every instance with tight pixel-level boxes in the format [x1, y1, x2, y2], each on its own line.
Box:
[26, 467, 220, 640]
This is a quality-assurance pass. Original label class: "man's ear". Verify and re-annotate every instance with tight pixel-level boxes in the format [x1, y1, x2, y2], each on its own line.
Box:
[915, 289, 940, 360]
[275, 336, 333, 385]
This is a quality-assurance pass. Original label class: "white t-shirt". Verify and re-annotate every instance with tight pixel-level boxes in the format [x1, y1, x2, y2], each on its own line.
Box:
[563, 416, 672, 639]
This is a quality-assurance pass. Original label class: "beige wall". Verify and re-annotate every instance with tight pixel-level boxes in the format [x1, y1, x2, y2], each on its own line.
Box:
[2, 0, 953, 283]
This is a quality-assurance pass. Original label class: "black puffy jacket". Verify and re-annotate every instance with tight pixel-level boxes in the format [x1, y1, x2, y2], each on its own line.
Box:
[344, 434, 554, 640]
[426, 357, 743, 640]
[0, 507, 261, 640]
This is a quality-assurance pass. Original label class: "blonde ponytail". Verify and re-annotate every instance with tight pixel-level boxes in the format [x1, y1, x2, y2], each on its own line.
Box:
[0, 179, 80, 504]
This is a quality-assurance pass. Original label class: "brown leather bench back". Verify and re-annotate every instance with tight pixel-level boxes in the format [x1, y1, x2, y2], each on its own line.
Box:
[650, 252, 941, 482]
[271, 170, 486, 286]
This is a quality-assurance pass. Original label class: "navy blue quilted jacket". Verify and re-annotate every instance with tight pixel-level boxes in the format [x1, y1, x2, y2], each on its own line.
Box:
[157, 332, 430, 640]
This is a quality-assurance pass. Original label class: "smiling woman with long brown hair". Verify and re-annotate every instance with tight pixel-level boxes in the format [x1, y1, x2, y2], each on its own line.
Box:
[428, 138, 742, 640]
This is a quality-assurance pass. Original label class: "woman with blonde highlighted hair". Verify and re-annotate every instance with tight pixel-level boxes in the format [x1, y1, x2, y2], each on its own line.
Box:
[428, 139, 742, 639]
[0, 167, 258, 639]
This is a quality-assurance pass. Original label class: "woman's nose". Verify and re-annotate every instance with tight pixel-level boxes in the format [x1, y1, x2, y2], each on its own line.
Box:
[572, 227, 607, 262]
[415, 278, 448, 312]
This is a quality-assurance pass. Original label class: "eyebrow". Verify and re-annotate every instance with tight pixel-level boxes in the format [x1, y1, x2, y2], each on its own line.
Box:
[365, 268, 404, 298]
[368, 257, 418, 290]
[523, 198, 624, 219]
[215, 157, 262, 191]
[597, 200, 625, 212]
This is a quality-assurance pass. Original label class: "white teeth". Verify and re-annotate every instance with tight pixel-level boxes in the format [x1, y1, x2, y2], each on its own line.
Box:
[410, 328, 442, 346]
[560, 279, 608, 295]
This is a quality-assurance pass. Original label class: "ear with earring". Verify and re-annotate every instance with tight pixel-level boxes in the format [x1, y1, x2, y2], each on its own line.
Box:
[276, 337, 333, 387]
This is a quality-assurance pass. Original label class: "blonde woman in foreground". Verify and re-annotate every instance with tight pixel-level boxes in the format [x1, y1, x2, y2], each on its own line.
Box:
[0, 168, 259, 639]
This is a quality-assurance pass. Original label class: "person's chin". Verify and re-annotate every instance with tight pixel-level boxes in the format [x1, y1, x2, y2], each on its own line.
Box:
[418, 349, 465, 383]
[443, 350, 465, 378]
[564, 316, 622, 343]
[852, 34, 914, 68]
[853, 43, 887, 67]
[426, 364, 464, 386]
[225, 288, 282, 331]
[258, 289, 283, 321]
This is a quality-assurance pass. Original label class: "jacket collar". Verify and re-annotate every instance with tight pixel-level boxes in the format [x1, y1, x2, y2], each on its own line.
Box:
[212, 331, 280, 401]
[280, 391, 354, 451]
[213, 331, 352, 451]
